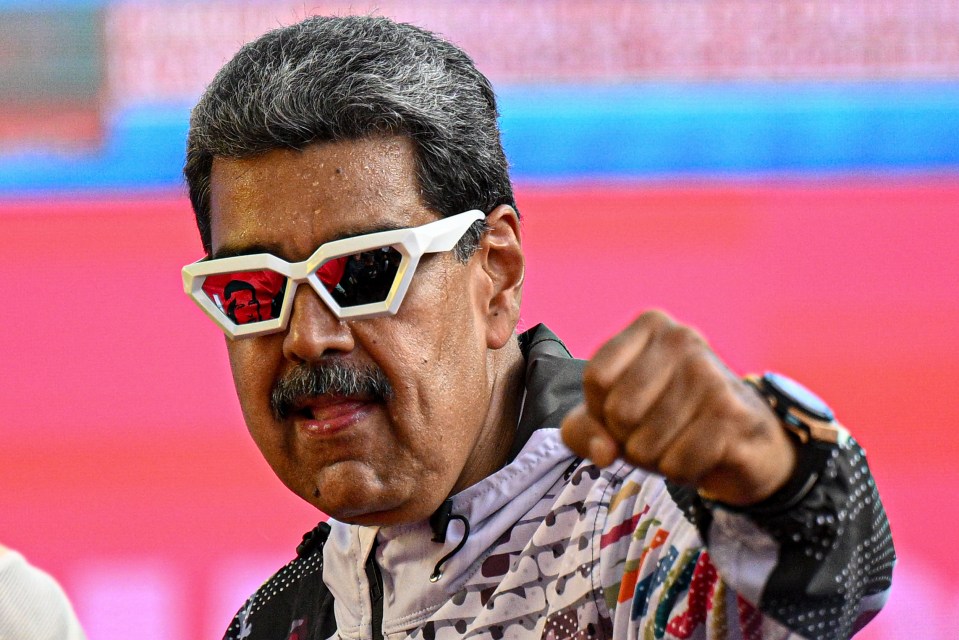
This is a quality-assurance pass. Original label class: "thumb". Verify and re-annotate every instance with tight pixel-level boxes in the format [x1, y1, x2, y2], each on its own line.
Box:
[561, 403, 621, 467]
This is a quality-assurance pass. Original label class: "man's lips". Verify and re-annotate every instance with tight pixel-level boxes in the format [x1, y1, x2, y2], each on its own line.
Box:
[291, 397, 376, 437]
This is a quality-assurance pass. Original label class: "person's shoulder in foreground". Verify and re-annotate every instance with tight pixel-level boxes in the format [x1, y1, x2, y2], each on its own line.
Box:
[0, 545, 86, 640]
[178, 14, 895, 640]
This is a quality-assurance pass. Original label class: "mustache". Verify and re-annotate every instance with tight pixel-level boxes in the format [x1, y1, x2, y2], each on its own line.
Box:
[270, 361, 394, 420]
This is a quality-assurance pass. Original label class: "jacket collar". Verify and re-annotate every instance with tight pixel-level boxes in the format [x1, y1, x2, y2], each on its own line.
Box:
[323, 325, 586, 637]
[509, 324, 587, 460]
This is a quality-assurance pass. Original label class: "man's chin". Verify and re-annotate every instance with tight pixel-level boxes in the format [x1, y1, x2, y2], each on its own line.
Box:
[301, 460, 444, 526]
[311, 490, 434, 527]
[316, 503, 420, 527]
[334, 508, 414, 527]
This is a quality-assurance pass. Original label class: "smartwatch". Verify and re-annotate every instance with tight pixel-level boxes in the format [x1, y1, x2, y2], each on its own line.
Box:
[704, 372, 851, 512]
[745, 372, 849, 446]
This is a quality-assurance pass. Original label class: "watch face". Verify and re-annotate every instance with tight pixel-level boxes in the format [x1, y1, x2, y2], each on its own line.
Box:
[764, 372, 835, 422]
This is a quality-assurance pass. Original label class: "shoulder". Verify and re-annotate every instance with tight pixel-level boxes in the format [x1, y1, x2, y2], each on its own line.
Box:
[0, 548, 86, 640]
[222, 523, 336, 640]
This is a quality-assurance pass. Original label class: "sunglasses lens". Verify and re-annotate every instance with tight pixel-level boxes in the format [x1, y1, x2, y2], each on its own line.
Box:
[317, 247, 402, 308]
[200, 270, 287, 325]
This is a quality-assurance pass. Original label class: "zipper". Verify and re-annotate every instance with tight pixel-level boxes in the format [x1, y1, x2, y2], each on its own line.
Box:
[365, 541, 384, 640]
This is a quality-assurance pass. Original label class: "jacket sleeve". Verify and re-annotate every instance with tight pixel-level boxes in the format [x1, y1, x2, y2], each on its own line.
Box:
[598, 437, 894, 639]
[692, 436, 894, 638]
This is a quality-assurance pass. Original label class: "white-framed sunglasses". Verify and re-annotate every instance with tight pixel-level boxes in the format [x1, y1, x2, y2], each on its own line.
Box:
[182, 209, 485, 339]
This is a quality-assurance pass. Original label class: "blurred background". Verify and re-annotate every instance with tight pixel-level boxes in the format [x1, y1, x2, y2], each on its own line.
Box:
[1, 1, 957, 637]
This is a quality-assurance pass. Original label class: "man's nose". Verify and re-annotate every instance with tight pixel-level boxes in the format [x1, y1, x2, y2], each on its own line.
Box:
[282, 285, 355, 363]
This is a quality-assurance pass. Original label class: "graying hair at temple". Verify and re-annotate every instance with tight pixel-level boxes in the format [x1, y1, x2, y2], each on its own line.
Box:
[183, 15, 514, 260]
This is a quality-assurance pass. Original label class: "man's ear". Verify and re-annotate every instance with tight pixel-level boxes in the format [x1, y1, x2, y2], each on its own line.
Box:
[472, 205, 524, 349]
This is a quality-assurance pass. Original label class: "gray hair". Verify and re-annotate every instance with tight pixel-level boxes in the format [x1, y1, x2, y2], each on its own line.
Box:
[183, 15, 514, 259]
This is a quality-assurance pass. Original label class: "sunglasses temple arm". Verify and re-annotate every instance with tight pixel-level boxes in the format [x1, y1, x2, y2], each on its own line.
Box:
[420, 210, 485, 253]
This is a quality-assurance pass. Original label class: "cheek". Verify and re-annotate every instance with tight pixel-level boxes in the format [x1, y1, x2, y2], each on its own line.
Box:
[384, 269, 488, 440]
[389, 269, 479, 381]
[225, 340, 278, 421]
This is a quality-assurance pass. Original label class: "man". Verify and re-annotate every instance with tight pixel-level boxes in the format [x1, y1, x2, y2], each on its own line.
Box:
[224, 279, 264, 324]
[181, 15, 894, 640]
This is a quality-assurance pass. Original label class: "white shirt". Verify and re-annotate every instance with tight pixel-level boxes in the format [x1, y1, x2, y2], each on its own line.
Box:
[0, 548, 85, 640]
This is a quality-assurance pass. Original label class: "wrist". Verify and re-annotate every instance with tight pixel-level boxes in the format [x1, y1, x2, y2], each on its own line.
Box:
[701, 372, 845, 513]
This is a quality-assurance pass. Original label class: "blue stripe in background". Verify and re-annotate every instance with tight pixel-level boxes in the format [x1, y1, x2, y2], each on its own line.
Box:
[499, 83, 959, 178]
[0, 0, 102, 8]
[1, 82, 957, 193]
[0, 104, 191, 193]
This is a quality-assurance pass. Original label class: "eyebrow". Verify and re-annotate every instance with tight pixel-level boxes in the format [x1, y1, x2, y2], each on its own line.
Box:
[210, 222, 412, 261]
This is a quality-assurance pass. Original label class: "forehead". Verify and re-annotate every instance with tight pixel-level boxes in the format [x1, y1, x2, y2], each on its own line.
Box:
[208, 136, 434, 259]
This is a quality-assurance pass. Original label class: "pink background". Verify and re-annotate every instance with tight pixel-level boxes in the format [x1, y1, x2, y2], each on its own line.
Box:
[1, 178, 956, 637]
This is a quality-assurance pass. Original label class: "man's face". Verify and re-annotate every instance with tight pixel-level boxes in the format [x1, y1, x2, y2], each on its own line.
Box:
[229, 289, 260, 323]
[208, 136, 502, 526]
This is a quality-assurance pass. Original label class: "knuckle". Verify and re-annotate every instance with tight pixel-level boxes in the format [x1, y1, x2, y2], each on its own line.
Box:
[624, 433, 657, 468]
[602, 391, 641, 432]
[632, 309, 670, 336]
[691, 351, 722, 382]
[664, 324, 704, 353]
[676, 349, 720, 394]
[638, 308, 673, 328]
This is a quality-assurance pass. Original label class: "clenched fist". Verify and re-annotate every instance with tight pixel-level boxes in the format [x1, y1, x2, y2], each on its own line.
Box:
[561, 310, 798, 507]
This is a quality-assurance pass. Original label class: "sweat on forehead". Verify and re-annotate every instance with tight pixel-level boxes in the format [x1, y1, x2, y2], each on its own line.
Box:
[208, 137, 434, 260]
[184, 14, 516, 256]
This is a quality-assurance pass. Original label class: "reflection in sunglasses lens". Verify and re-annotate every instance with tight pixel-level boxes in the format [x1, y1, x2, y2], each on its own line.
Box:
[201, 270, 287, 325]
[320, 247, 402, 307]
